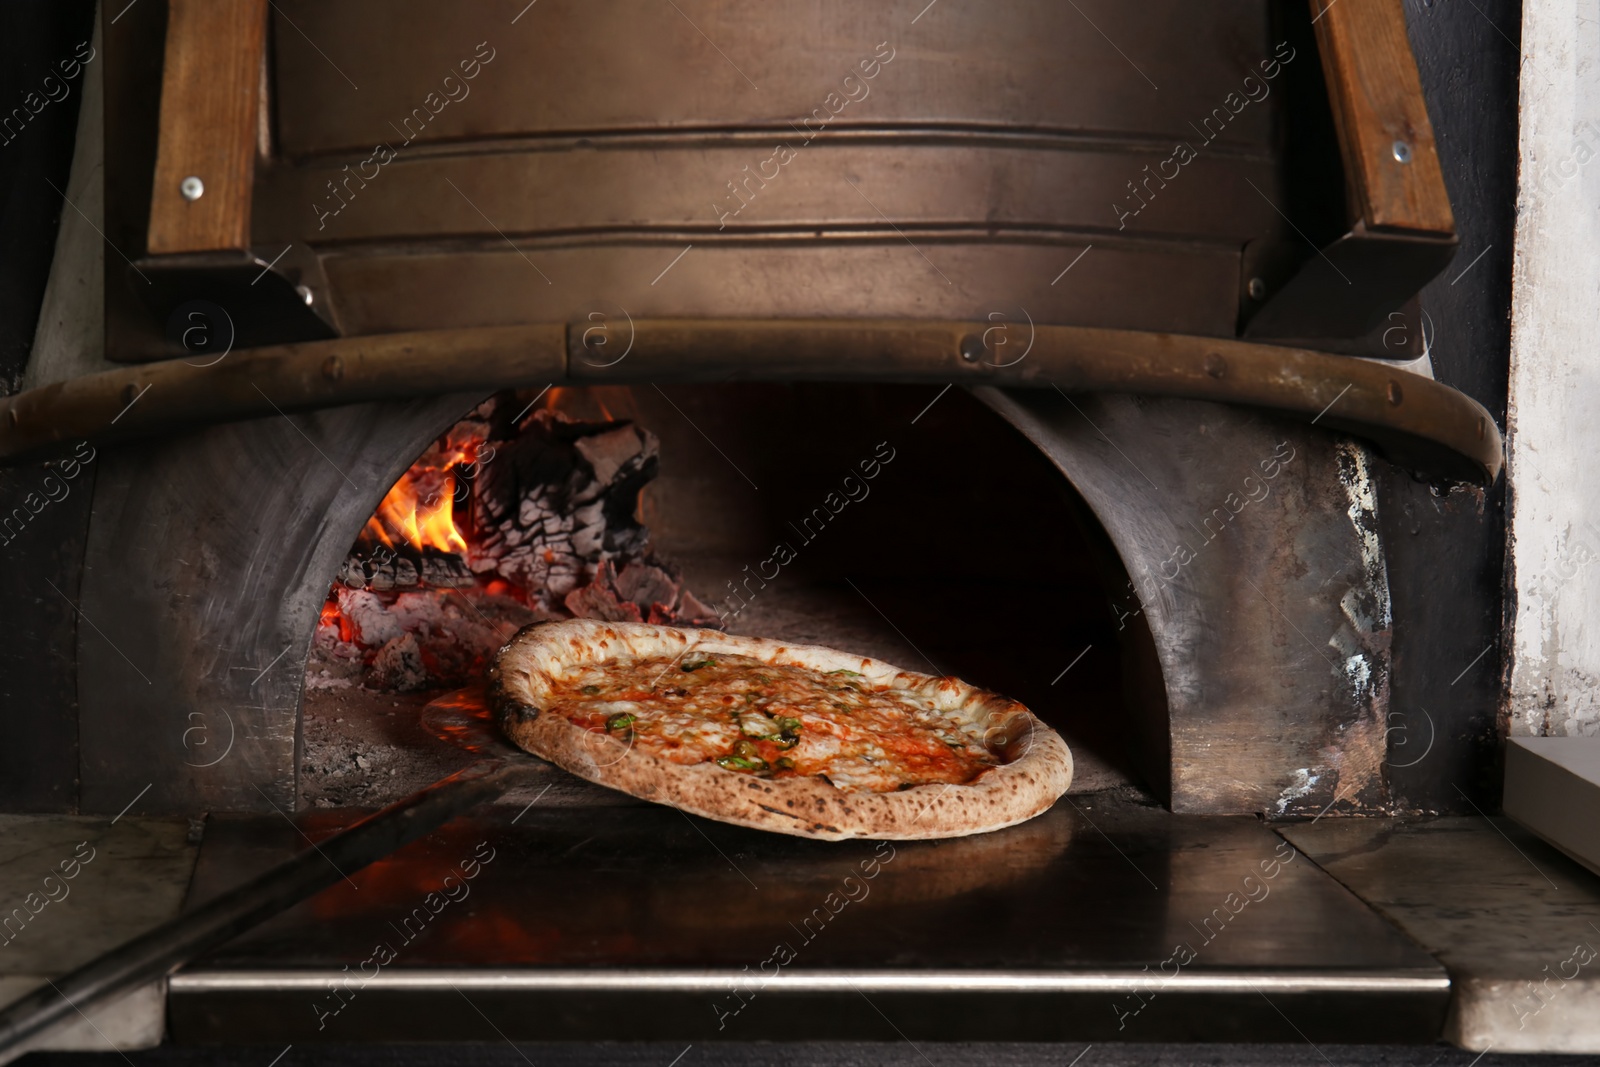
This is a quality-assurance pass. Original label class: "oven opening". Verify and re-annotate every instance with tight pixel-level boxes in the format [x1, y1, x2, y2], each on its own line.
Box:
[299, 383, 1165, 810]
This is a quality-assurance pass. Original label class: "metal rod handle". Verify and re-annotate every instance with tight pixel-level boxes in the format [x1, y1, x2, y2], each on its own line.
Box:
[0, 760, 523, 1057]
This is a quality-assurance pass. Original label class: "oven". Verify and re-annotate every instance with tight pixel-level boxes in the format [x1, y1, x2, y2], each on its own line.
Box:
[0, 0, 1515, 1058]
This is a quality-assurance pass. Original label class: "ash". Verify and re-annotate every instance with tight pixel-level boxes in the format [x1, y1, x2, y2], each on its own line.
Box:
[299, 687, 466, 808]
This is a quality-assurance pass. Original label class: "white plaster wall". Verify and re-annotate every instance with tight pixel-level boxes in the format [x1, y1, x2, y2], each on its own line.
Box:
[1507, 0, 1600, 737]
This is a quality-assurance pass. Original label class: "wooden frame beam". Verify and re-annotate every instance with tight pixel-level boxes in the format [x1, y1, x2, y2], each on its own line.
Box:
[145, 0, 269, 254]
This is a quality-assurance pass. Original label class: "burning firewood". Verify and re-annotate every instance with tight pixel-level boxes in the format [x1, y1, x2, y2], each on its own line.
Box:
[312, 394, 720, 693]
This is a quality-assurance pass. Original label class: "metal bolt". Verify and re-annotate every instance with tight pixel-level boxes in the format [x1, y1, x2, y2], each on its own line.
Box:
[959, 334, 985, 362]
[1247, 277, 1267, 301]
[296, 285, 314, 306]
[180, 175, 205, 201]
[1204, 352, 1227, 379]
[322, 355, 344, 381]
[1392, 141, 1412, 164]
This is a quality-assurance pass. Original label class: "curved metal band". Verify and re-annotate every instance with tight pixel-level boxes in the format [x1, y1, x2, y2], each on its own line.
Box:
[0, 320, 1501, 482]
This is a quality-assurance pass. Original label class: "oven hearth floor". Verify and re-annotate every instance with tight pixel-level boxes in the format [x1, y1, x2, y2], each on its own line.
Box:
[166, 790, 1445, 1045]
[298, 572, 1139, 812]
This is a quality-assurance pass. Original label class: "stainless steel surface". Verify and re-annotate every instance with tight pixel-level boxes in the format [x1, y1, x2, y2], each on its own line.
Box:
[0, 763, 518, 1060]
[1504, 737, 1600, 879]
[1280, 815, 1600, 1054]
[167, 794, 1447, 1043]
[172, 971, 1449, 995]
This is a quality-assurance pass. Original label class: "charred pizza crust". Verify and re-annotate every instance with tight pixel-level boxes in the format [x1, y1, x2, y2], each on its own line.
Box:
[489, 619, 1073, 841]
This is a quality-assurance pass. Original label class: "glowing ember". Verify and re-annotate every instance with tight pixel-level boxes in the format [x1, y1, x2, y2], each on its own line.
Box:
[319, 600, 355, 644]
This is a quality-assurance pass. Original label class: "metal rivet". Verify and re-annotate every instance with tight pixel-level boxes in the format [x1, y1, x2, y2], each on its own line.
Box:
[180, 176, 205, 200]
[1204, 352, 1227, 379]
[296, 285, 314, 306]
[322, 355, 344, 381]
[1387, 380, 1403, 405]
[1247, 277, 1267, 300]
[959, 334, 984, 362]
[1392, 141, 1412, 164]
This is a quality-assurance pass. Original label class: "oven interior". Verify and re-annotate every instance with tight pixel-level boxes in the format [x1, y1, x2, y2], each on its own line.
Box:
[301, 382, 1148, 811]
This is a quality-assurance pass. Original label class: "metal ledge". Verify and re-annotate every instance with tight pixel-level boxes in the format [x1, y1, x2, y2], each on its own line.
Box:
[0, 320, 1502, 483]
[170, 970, 1451, 996]
[164, 799, 1450, 1044]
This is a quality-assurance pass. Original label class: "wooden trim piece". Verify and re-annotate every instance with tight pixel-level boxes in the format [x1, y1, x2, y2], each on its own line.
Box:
[1311, 0, 1454, 234]
[0, 321, 1501, 483]
[146, 0, 269, 254]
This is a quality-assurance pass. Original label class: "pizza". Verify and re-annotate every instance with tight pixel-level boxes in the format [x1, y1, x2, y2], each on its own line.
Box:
[489, 619, 1073, 840]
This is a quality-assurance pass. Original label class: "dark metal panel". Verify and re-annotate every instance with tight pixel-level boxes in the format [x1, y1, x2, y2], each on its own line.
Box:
[77, 395, 482, 815]
[169, 798, 1445, 1042]
[0, 0, 97, 393]
[102, 0, 170, 363]
[0, 0, 98, 812]
[269, 0, 1275, 157]
[1379, 0, 1519, 812]
[977, 390, 1396, 816]
[254, 142, 1281, 248]
[1244, 227, 1458, 339]
[0, 455, 96, 811]
[127, 246, 340, 352]
[319, 241, 1240, 338]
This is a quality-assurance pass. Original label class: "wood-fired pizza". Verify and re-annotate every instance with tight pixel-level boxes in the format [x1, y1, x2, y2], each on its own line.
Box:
[489, 619, 1073, 840]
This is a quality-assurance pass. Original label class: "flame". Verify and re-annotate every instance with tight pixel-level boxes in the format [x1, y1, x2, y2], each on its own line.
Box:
[363, 443, 477, 554]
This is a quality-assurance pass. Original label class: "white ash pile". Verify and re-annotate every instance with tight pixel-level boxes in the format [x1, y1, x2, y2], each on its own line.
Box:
[311, 395, 721, 693]
[309, 586, 549, 692]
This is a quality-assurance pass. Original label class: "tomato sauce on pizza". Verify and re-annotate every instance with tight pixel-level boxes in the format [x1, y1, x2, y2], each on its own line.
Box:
[543, 653, 999, 793]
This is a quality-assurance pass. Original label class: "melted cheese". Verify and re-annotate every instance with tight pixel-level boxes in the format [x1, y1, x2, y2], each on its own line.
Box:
[545, 653, 998, 793]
